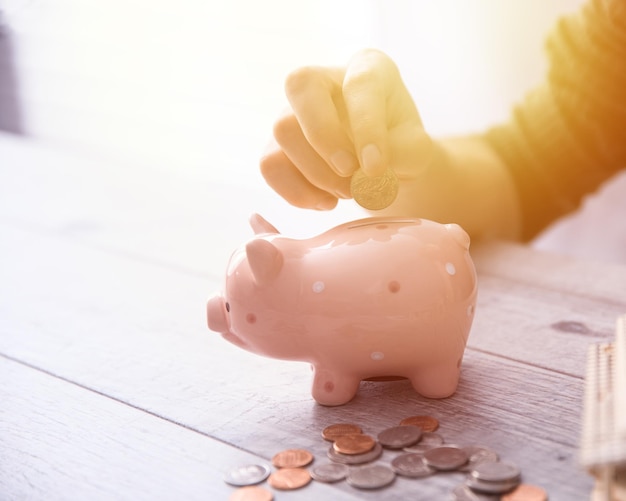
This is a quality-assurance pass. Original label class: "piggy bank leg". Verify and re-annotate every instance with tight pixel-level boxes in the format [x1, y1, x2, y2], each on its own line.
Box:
[311, 366, 360, 406]
[408, 360, 461, 399]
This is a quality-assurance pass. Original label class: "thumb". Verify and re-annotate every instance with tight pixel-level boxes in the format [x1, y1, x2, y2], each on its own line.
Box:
[342, 51, 391, 177]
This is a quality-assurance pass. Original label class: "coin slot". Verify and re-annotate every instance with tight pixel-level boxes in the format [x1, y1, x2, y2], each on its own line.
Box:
[347, 219, 420, 230]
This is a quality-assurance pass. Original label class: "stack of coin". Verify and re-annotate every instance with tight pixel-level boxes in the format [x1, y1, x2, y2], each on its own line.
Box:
[464, 461, 522, 495]
[224, 415, 548, 500]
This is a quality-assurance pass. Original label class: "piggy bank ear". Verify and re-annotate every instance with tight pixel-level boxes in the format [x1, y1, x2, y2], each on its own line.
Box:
[249, 213, 280, 235]
[245, 239, 284, 286]
[445, 223, 471, 250]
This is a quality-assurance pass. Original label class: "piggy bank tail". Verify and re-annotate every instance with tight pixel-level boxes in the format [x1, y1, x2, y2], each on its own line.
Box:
[445, 223, 471, 250]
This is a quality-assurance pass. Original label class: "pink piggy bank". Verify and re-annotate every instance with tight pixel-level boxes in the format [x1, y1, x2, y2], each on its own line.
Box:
[207, 214, 477, 406]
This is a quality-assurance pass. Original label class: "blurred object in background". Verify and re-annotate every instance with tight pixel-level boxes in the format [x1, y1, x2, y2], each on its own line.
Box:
[0, 4, 23, 134]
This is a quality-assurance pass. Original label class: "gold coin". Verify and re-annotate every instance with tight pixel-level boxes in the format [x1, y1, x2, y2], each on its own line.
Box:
[267, 467, 312, 490]
[501, 484, 548, 501]
[228, 485, 274, 501]
[333, 433, 377, 455]
[350, 167, 399, 210]
[271, 448, 314, 468]
[321, 423, 363, 442]
[400, 415, 440, 432]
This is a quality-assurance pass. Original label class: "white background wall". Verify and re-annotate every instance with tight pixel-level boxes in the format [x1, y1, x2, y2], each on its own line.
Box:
[3, 0, 624, 263]
[1, 0, 584, 183]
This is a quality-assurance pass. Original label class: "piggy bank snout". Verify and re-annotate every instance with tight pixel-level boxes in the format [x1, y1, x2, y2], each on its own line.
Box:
[207, 294, 230, 334]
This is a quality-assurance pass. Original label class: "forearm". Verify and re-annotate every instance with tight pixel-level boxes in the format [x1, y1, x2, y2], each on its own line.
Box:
[374, 135, 523, 242]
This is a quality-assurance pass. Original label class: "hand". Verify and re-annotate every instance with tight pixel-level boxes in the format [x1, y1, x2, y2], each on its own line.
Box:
[260, 49, 433, 210]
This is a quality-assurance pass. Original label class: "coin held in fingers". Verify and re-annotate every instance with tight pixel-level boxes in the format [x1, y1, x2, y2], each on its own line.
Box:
[350, 167, 399, 210]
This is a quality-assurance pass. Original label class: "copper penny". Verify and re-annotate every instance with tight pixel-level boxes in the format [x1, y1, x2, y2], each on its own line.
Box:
[350, 167, 399, 210]
[400, 415, 440, 432]
[267, 467, 312, 490]
[501, 484, 548, 501]
[333, 433, 377, 455]
[229, 485, 274, 501]
[271, 448, 314, 468]
[327, 441, 384, 465]
[321, 423, 363, 442]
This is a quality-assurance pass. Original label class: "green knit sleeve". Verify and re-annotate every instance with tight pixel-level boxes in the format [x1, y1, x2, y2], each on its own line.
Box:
[485, 0, 626, 240]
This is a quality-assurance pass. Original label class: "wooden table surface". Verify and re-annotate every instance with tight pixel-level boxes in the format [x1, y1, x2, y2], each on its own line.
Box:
[1, 132, 625, 500]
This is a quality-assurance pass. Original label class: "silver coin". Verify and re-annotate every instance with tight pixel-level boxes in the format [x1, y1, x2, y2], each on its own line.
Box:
[465, 476, 520, 494]
[459, 446, 499, 472]
[452, 484, 501, 500]
[346, 464, 396, 489]
[327, 441, 383, 465]
[223, 463, 271, 486]
[309, 462, 348, 483]
[391, 453, 436, 478]
[421, 432, 445, 446]
[378, 425, 422, 449]
[470, 461, 521, 483]
[423, 446, 469, 471]
[403, 432, 444, 453]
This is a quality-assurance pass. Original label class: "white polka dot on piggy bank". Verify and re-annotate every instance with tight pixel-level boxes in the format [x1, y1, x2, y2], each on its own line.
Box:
[207, 213, 477, 406]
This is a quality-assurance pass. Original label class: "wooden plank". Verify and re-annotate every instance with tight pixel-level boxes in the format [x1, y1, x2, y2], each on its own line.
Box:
[468, 273, 623, 377]
[0, 132, 363, 279]
[4, 134, 622, 498]
[472, 241, 626, 304]
[0, 356, 364, 501]
[0, 223, 596, 498]
[0, 220, 615, 385]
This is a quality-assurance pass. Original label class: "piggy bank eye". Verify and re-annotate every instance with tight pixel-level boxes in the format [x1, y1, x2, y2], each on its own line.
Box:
[225, 302, 230, 313]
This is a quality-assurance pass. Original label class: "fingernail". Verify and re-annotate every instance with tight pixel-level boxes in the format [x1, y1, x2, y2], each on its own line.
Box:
[330, 150, 357, 176]
[361, 143, 384, 176]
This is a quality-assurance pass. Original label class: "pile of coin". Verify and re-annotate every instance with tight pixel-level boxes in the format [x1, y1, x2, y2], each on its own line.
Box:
[224, 415, 548, 501]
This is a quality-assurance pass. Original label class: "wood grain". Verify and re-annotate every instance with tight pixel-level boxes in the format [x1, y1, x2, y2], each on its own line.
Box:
[0, 356, 363, 501]
[0, 215, 597, 499]
[3, 133, 623, 500]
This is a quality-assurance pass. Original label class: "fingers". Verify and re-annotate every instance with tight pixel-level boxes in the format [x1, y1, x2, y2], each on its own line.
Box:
[272, 110, 352, 197]
[263, 49, 428, 213]
[342, 49, 393, 177]
[284, 66, 359, 177]
[260, 140, 341, 211]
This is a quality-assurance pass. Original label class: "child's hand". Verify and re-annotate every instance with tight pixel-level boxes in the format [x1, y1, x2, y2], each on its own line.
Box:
[260, 49, 433, 210]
